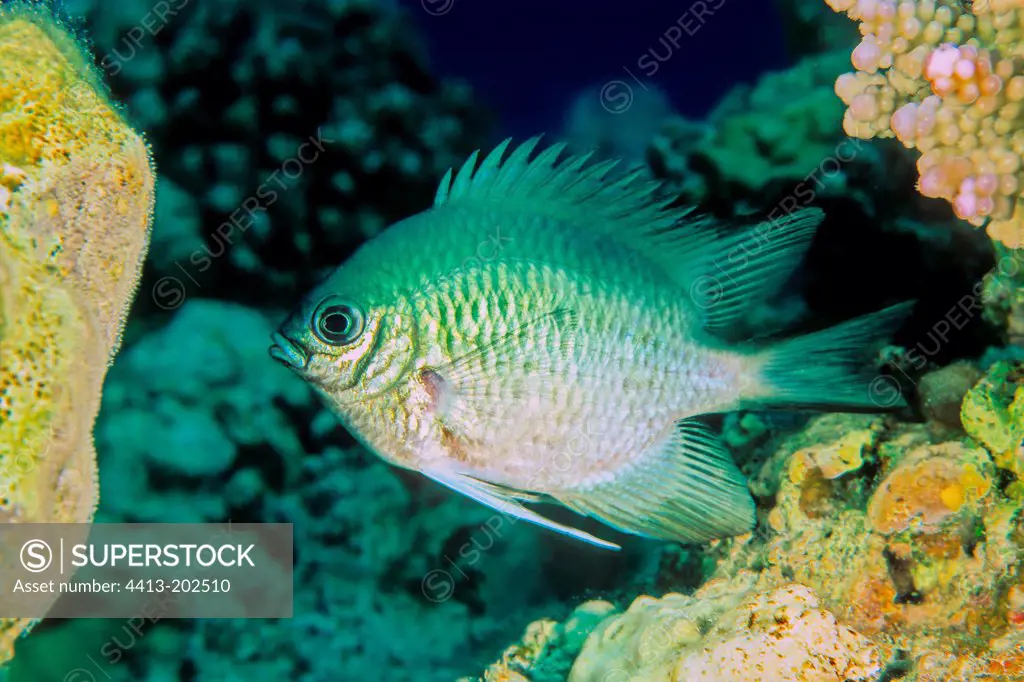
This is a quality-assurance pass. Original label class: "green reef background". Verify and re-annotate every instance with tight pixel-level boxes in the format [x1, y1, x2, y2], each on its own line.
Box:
[3, 0, 1023, 680]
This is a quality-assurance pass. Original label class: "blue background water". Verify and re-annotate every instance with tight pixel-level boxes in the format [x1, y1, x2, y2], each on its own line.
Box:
[398, 0, 791, 136]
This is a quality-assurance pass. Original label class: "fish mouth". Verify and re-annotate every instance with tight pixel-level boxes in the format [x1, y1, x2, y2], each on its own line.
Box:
[269, 331, 309, 371]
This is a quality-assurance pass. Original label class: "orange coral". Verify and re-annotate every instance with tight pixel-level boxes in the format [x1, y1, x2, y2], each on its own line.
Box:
[867, 442, 993, 535]
[734, 420, 1020, 670]
[826, 0, 1024, 247]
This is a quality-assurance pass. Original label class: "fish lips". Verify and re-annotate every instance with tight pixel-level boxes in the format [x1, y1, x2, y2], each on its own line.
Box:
[269, 331, 309, 371]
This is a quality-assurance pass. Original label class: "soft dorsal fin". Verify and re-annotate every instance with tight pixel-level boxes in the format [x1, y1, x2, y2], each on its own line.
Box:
[676, 208, 824, 335]
[433, 136, 687, 238]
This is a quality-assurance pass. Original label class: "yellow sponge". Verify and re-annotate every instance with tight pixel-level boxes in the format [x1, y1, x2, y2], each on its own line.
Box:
[0, 2, 155, 665]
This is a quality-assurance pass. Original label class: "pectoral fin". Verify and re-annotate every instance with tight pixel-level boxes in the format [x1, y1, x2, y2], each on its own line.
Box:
[429, 307, 580, 434]
[423, 468, 621, 550]
[556, 418, 755, 544]
[435, 307, 579, 390]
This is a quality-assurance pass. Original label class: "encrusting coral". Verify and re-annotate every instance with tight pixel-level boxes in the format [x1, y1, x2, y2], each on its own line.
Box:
[719, 399, 1024, 680]
[648, 51, 866, 207]
[483, 573, 888, 682]
[465, 600, 618, 682]
[825, 0, 1024, 248]
[961, 360, 1024, 484]
[982, 243, 1024, 345]
[0, 2, 154, 665]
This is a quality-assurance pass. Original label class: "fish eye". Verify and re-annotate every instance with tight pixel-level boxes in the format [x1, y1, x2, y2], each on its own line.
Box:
[313, 300, 364, 346]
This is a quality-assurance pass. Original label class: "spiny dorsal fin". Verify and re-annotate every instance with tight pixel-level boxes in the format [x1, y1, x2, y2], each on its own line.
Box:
[433, 138, 827, 340]
[433, 136, 688, 237]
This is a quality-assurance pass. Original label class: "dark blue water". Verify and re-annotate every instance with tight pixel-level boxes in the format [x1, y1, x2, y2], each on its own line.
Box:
[399, 0, 791, 137]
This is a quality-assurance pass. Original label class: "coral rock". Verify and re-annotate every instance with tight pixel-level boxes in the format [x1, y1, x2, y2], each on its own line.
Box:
[721, 420, 1021, 667]
[474, 600, 619, 682]
[917, 360, 984, 428]
[569, 577, 885, 682]
[480, 413, 1024, 680]
[757, 414, 883, 526]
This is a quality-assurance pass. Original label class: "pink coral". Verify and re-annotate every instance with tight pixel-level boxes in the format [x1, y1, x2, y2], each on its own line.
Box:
[826, 0, 1024, 247]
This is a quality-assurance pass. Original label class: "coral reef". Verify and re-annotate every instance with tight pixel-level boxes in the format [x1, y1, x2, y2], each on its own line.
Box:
[470, 600, 619, 682]
[0, 2, 154, 665]
[5, 1, 569, 679]
[961, 360, 1024, 484]
[648, 50, 885, 208]
[188, 443, 559, 680]
[647, 44, 999, 387]
[4, 0, 1015, 679]
[158, 302, 563, 679]
[826, 0, 1024, 248]
[917, 359, 985, 427]
[64, 0, 487, 311]
[11, 299, 580, 681]
[478, 389, 1024, 680]
[865, 440, 992, 535]
[470, 10, 1023, 671]
[473, 339, 1023, 681]
[690, 50, 854, 198]
[728, 405, 1024, 679]
[983, 243, 1024, 346]
[480, 574, 890, 682]
[93, 300, 314, 522]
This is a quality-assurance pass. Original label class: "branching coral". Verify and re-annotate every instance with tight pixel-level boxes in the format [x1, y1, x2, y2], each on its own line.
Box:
[0, 2, 154, 665]
[826, 0, 1024, 247]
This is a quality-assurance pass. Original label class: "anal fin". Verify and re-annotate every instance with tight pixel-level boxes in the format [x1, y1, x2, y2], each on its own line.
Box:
[556, 418, 755, 544]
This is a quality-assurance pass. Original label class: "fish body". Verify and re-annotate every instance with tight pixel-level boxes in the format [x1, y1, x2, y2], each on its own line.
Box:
[272, 138, 906, 548]
[317, 207, 743, 482]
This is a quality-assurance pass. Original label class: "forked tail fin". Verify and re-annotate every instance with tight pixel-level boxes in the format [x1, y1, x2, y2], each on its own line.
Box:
[751, 302, 913, 410]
